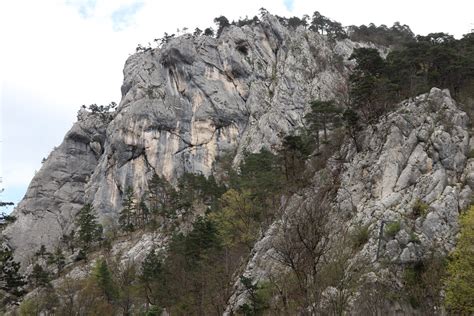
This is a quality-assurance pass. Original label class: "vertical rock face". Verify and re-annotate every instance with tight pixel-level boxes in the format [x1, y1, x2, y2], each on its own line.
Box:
[339, 88, 471, 262]
[4, 14, 363, 264]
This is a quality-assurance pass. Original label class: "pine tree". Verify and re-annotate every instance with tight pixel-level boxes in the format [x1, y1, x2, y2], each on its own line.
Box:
[214, 16, 230, 37]
[30, 264, 50, 288]
[76, 204, 103, 252]
[94, 259, 118, 303]
[119, 187, 136, 232]
[0, 246, 25, 298]
[279, 134, 312, 183]
[148, 175, 179, 220]
[35, 244, 49, 259]
[140, 248, 166, 306]
[47, 247, 66, 276]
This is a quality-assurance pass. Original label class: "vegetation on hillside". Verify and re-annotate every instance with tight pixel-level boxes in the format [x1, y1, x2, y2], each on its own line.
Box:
[1, 8, 473, 315]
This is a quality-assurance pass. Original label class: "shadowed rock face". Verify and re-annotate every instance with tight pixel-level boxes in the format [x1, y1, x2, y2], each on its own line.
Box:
[4, 14, 363, 265]
[3, 110, 111, 264]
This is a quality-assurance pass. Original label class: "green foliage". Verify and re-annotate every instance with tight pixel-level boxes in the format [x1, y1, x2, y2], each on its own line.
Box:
[47, 247, 66, 276]
[209, 189, 259, 249]
[468, 148, 474, 159]
[401, 256, 446, 311]
[238, 276, 271, 316]
[119, 187, 137, 232]
[19, 287, 58, 316]
[141, 248, 164, 284]
[0, 212, 16, 228]
[347, 31, 474, 126]
[287, 16, 308, 29]
[384, 221, 401, 238]
[34, 244, 48, 259]
[0, 246, 25, 298]
[30, 264, 50, 288]
[76, 203, 103, 252]
[181, 216, 221, 266]
[349, 48, 396, 122]
[178, 172, 225, 209]
[235, 149, 283, 205]
[214, 16, 230, 37]
[140, 248, 168, 307]
[348, 22, 415, 47]
[412, 199, 429, 218]
[148, 174, 180, 221]
[145, 305, 163, 315]
[203, 27, 214, 36]
[305, 99, 341, 151]
[351, 224, 370, 250]
[309, 11, 347, 39]
[445, 205, 474, 314]
[94, 259, 118, 303]
[279, 133, 313, 183]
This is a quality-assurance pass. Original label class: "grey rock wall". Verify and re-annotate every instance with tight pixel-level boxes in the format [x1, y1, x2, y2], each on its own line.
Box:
[225, 88, 472, 313]
[4, 14, 362, 265]
[3, 110, 111, 264]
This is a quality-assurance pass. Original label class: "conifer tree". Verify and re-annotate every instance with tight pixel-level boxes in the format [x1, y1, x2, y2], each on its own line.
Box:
[305, 100, 340, 146]
[30, 264, 50, 288]
[119, 187, 136, 232]
[140, 248, 167, 306]
[76, 204, 103, 252]
[94, 259, 118, 303]
[279, 134, 312, 182]
[47, 247, 66, 276]
[148, 175, 178, 220]
[0, 246, 25, 298]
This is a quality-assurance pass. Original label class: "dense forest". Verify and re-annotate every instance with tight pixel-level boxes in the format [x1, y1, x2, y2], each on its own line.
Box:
[1, 9, 474, 315]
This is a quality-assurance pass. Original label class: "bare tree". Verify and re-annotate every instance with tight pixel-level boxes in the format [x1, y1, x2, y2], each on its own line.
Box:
[271, 196, 331, 315]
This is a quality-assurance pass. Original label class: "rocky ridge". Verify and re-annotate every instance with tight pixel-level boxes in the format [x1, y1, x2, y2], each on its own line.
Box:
[226, 88, 473, 312]
[2, 12, 472, 315]
[4, 14, 367, 265]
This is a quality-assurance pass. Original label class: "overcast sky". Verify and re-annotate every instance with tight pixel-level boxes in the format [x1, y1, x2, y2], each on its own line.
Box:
[1, 0, 473, 211]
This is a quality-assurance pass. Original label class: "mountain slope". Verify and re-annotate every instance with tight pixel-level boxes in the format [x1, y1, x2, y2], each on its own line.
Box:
[226, 88, 473, 313]
[4, 14, 365, 265]
[2, 12, 473, 315]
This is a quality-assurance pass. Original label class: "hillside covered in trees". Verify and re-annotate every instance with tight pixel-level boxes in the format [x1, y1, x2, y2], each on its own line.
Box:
[1, 9, 474, 315]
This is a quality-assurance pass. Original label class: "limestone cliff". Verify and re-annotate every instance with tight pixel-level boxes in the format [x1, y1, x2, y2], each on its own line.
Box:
[4, 14, 365, 265]
[226, 88, 473, 313]
[2, 12, 472, 314]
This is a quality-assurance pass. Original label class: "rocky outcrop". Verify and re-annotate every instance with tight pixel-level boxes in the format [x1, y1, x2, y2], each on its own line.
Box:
[226, 88, 472, 312]
[4, 14, 367, 265]
[341, 88, 471, 263]
[3, 110, 112, 264]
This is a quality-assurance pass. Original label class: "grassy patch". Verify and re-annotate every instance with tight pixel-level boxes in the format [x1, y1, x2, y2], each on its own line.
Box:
[385, 221, 401, 238]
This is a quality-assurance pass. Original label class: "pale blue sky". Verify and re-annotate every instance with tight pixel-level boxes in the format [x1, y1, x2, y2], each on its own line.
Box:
[1, 0, 473, 213]
[284, 0, 294, 11]
[111, 1, 144, 31]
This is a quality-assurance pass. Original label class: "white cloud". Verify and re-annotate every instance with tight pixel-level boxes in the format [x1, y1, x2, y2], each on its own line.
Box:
[1, 0, 473, 208]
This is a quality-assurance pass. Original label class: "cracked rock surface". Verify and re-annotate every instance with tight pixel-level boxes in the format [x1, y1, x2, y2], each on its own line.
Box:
[4, 14, 364, 265]
[226, 88, 472, 312]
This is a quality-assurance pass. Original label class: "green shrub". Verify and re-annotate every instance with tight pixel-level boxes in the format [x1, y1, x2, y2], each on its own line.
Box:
[238, 276, 272, 315]
[409, 232, 421, 244]
[351, 225, 370, 249]
[412, 199, 429, 218]
[468, 149, 474, 159]
[444, 205, 474, 314]
[385, 221, 401, 238]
